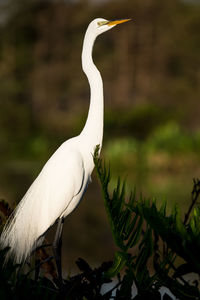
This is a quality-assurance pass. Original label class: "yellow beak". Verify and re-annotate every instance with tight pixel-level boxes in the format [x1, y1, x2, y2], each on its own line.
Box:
[107, 19, 131, 26]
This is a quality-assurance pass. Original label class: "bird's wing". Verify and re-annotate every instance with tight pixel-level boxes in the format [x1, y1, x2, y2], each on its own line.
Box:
[35, 145, 85, 231]
[0, 144, 85, 264]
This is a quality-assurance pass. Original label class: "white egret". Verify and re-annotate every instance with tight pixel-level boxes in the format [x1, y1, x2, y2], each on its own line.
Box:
[0, 18, 131, 279]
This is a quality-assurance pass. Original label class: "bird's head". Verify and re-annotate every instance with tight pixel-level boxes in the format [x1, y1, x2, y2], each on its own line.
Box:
[88, 18, 131, 37]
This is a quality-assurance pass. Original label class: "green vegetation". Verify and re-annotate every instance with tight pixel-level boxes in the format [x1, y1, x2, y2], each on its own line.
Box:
[94, 147, 200, 299]
[0, 148, 200, 299]
[104, 120, 200, 206]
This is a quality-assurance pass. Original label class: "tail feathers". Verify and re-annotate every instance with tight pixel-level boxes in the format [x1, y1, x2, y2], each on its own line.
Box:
[0, 171, 51, 265]
[0, 214, 44, 265]
[0, 198, 45, 265]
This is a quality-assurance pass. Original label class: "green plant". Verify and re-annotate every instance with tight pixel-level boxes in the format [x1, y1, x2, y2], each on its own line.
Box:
[94, 145, 200, 299]
[0, 148, 200, 299]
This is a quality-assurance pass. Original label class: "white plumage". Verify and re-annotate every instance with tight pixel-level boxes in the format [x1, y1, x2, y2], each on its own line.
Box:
[0, 18, 131, 264]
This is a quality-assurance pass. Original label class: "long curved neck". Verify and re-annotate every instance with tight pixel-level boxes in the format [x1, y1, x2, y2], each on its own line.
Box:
[80, 29, 104, 150]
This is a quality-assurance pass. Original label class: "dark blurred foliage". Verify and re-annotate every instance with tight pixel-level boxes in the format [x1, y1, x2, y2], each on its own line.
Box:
[0, 0, 200, 160]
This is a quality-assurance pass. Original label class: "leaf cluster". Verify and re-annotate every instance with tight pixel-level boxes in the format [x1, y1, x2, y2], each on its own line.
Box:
[93, 145, 200, 299]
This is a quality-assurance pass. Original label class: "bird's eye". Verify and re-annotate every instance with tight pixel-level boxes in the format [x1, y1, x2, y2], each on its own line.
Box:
[97, 21, 108, 27]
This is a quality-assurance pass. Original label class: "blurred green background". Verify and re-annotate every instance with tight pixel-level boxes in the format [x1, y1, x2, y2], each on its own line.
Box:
[0, 0, 200, 272]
